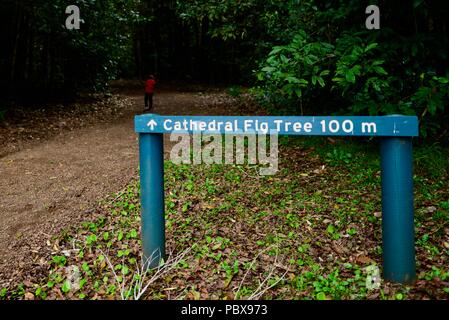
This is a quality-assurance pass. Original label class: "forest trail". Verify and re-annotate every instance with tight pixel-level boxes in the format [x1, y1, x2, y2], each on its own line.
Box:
[0, 89, 239, 285]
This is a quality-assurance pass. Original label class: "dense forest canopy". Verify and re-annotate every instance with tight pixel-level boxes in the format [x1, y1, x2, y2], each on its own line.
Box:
[1, 0, 448, 139]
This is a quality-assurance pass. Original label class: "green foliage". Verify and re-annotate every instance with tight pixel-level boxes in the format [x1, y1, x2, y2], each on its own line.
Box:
[0, 0, 145, 102]
[0, 288, 7, 299]
[256, 31, 334, 114]
[51, 255, 67, 267]
[175, 0, 318, 83]
[255, 1, 449, 140]
[61, 0, 147, 90]
[3, 0, 448, 142]
[325, 148, 353, 166]
[414, 144, 449, 178]
[4, 138, 449, 299]
[228, 86, 244, 98]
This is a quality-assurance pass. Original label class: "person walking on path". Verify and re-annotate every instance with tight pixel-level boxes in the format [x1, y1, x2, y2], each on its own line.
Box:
[144, 75, 156, 111]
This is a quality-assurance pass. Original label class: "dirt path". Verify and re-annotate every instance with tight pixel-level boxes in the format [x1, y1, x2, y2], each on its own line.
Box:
[0, 89, 241, 286]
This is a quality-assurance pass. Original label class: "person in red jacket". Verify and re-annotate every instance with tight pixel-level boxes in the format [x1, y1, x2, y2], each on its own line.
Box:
[144, 75, 156, 110]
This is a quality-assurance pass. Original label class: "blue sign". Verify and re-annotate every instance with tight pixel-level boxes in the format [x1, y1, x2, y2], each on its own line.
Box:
[135, 113, 419, 281]
[135, 115, 419, 137]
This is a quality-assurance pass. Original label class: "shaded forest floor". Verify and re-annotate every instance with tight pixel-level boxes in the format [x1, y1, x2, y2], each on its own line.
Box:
[1, 87, 448, 300]
[0, 87, 247, 289]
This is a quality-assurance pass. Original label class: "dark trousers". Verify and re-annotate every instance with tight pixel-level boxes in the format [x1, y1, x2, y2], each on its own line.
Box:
[145, 92, 153, 110]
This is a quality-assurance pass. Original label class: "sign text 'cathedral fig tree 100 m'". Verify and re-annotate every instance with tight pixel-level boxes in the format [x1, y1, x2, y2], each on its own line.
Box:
[135, 115, 419, 137]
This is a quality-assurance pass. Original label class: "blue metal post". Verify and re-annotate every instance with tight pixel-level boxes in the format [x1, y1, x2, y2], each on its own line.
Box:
[380, 137, 416, 284]
[139, 133, 165, 268]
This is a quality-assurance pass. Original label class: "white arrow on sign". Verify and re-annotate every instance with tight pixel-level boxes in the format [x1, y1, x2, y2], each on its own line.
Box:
[147, 119, 157, 130]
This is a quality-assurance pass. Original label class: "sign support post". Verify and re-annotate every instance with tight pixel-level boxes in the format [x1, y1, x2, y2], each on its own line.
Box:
[139, 132, 165, 268]
[380, 137, 416, 283]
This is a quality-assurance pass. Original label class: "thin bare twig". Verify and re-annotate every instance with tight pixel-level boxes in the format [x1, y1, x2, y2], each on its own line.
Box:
[235, 245, 290, 300]
[100, 247, 191, 300]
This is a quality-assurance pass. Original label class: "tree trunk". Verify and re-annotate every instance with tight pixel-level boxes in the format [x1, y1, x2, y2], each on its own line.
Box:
[10, 2, 22, 84]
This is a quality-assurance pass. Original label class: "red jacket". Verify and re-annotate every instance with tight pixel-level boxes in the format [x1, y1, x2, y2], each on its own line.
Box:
[145, 79, 156, 93]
